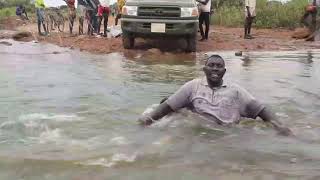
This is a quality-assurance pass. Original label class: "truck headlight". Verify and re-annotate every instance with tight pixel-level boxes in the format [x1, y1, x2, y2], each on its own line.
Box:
[181, 7, 199, 17]
[122, 6, 138, 16]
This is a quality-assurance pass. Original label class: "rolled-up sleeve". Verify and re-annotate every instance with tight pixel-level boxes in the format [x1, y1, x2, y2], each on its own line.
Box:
[166, 80, 195, 111]
[237, 85, 265, 119]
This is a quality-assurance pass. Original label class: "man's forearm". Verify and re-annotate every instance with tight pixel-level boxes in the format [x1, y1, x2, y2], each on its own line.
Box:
[258, 107, 292, 136]
[148, 102, 173, 121]
[139, 102, 174, 126]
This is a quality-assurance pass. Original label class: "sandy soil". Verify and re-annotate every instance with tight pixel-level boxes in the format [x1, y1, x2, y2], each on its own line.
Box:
[1, 16, 320, 54]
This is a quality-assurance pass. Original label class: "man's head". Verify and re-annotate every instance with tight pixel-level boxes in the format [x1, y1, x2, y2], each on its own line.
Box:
[203, 55, 226, 86]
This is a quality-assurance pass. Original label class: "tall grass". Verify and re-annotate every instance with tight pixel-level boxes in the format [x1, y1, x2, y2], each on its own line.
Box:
[0, 7, 16, 18]
[212, 0, 309, 28]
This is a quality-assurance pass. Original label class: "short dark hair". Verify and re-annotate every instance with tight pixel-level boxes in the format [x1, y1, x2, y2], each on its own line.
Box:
[205, 54, 224, 65]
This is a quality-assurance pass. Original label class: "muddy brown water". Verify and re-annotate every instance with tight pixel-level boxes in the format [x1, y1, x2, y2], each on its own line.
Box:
[0, 40, 320, 180]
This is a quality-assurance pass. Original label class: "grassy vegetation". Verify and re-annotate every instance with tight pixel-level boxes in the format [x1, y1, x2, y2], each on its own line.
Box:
[212, 0, 309, 28]
[0, 7, 16, 18]
[0, 0, 34, 20]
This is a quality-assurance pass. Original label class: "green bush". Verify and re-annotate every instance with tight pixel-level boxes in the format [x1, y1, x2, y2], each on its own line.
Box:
[0, 7, 16, 18]
[212, 0, 309, 28]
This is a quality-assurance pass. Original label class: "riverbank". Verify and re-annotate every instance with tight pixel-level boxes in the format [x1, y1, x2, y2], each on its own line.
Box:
[1, 16, 320, 54]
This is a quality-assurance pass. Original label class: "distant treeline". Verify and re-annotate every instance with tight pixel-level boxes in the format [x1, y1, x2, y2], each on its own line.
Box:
[212, 0, 309, 28]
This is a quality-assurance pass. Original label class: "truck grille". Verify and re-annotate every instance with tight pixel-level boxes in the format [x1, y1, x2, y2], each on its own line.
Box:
[138, 6, 181, 18]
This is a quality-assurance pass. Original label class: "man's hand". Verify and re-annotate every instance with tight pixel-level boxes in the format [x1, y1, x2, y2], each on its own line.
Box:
[275, 125, 293, 136]
[138, 116, 153, 126]
[258, 108, 293, 136]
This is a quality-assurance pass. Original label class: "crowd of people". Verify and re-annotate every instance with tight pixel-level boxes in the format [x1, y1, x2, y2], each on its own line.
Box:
[30, 0, 125, 36]
[16, 0, 319, 39]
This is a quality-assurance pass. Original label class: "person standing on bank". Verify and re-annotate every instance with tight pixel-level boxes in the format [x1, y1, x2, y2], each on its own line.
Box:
[196, 0, 211, 41]
[138, 55, 292, 136]
[63, 0, 76, 35]
[35, 0, 47, 36]
[115, 0, 126, 26]
[244, 0, 256, 39]
[97, 0, 110, 36]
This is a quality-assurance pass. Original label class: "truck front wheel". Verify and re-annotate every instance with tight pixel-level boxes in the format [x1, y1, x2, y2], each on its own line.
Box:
[122, 33, 135, 49]
[186, 35, 196, 52]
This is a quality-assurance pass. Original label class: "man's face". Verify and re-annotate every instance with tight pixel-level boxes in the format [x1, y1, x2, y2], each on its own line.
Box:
[203, 57, 226, 84]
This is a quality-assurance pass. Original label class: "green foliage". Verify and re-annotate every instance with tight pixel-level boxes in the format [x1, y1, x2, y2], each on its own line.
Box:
[0, 0, 34, 19]
[212, 6, 243, 27]
[0, 7, 16, 18]
[212, 0, 309, 28]
[0, 0, 32, 8]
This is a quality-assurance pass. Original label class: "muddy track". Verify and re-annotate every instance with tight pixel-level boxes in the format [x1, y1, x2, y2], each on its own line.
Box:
[1, 16, 320, 54]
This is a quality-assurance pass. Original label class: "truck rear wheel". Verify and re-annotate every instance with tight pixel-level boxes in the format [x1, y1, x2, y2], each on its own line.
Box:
[122, 33, 135, 49]
[186, 35, 196, 52]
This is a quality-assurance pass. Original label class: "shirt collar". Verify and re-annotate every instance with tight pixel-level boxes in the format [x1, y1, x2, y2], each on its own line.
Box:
[201, 77, 227, 88]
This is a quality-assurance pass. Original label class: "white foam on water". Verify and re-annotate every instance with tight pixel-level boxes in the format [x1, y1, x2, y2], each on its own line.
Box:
[76, 153, 137, 168]
[19, 113, 84, 122]
[38, 128, 63, 144]
[109, 136, 129, 145]
[0, 120, 16, 129]
[152, 135, 172, 146]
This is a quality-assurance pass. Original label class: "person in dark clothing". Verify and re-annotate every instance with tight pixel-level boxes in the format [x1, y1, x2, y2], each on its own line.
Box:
[16, 5, 29, 20]
[78, 0, 99, 35]
[196, 0, 211, 41]
[244, 0, 256, 39]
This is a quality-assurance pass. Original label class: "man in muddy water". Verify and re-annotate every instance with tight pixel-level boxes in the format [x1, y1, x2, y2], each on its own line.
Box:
[35, 0, 47, 36]
[196, 0, 211, 41]
[138, 55, 292, 136]
[244, 0, 256, 39]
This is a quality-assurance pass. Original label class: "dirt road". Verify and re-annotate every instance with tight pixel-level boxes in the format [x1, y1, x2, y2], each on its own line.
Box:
[1, 16, 320, 54]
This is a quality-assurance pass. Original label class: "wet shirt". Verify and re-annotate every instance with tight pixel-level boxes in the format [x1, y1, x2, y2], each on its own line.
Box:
[245, 0, 256, 17]
[166, 78, 265, 124]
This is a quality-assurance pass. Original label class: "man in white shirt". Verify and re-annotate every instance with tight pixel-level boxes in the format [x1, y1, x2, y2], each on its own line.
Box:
[244, 0, 256, 39]
[196, 0, 212, 41]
